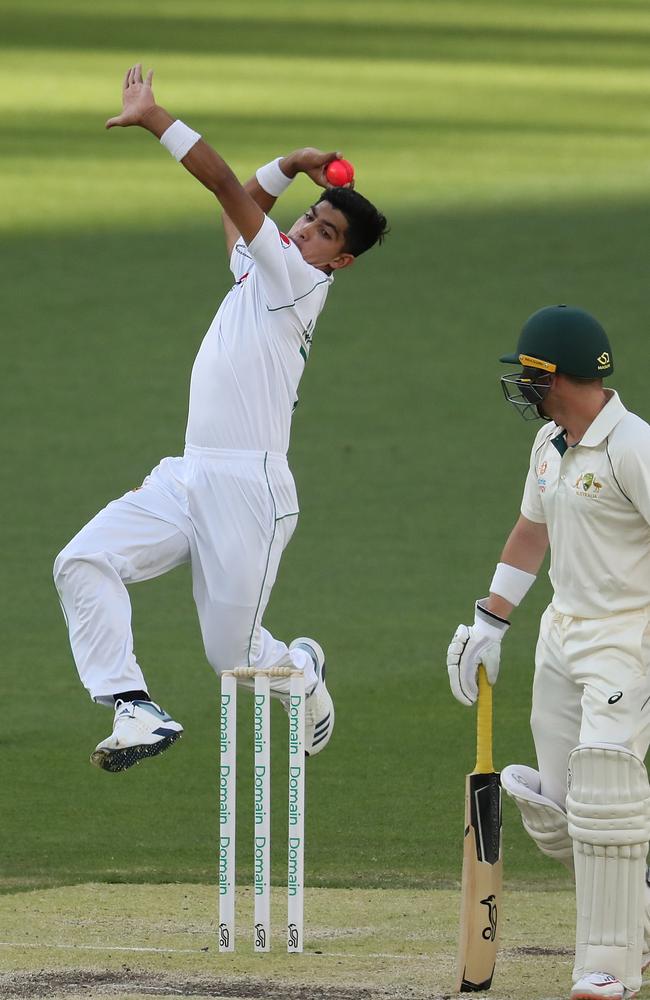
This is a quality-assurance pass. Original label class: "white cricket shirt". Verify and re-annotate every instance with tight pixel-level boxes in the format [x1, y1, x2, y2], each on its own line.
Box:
[185, 215, 332, 453]
[521, 391, 650, 618]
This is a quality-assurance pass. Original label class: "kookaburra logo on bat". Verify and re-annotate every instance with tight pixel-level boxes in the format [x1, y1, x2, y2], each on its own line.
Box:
[481, 894, 498, 941]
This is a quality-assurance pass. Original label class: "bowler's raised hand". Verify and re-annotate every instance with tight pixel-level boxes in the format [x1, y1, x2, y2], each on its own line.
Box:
[106, 63, 155, 129]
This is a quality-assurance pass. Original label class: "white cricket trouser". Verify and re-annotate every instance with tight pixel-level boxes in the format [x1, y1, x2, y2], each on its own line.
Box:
[531, 603, 650, 808]
[53, 448, 315, 705]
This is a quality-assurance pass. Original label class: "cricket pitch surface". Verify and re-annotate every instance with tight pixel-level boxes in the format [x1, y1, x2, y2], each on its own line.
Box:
[1, 883, 648, 1000]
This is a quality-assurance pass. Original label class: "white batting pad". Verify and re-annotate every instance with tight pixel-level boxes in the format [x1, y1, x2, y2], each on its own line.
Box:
[501, 763, 573, 870]
[567, 744, 650, 993]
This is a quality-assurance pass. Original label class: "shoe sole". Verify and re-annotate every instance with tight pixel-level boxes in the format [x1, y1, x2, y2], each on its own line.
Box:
[571, 991, 631, 1000]
[571, 995, 624, 1000]
[90, 732, 182, 772]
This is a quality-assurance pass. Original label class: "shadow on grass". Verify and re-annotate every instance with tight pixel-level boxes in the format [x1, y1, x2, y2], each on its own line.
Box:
[4, 107, 650, 163]
[3, 6, 650, 68]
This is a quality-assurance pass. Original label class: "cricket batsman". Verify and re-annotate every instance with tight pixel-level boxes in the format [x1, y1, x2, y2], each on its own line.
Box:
[446, 305, 650, 999]
[54, 65, 388, 771]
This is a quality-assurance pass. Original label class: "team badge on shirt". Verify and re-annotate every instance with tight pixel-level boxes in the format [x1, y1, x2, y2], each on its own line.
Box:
[574, 472, 603, 497]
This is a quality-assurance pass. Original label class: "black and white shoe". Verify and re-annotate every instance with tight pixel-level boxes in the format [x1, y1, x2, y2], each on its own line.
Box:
[289, 637, 334, 757]
[90, 699, 183, 772]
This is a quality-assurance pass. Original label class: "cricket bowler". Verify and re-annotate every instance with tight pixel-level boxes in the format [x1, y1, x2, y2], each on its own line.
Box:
[446, 304, 650, 999]
[54, 65, 388, 771]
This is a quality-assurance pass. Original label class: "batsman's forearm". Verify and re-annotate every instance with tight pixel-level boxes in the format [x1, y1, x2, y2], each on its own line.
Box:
[483, 516, 548, 619]
[483, 593, 515, 620]
[499, 516, 549, 575]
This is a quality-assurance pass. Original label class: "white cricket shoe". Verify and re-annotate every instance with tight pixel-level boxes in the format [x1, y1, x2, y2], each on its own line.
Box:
[570, 973, 636, 999]
[90, 699, 183, 772]
[289, 637, 334, 757]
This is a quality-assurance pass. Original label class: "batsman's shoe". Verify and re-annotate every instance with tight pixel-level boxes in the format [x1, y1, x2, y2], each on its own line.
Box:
[90, 699, 183, 773]
[570, 973, 636, 1000]
[290, 637, 334, 757]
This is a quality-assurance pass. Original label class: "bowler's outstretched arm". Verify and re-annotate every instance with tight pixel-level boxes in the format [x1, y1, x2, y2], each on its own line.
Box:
[105, 65, 346, 257]
[106, 64, 265, 245]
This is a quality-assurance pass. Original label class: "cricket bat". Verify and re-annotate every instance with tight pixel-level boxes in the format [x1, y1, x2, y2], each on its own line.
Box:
[455, 664, 502, 992]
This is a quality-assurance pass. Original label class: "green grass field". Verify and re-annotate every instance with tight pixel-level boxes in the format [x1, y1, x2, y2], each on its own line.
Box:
[2, 1, 650, 996]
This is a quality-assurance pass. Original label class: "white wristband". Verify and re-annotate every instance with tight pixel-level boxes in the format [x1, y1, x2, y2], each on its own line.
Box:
[256, 157, 293, 197]
[160, 120, 202, 162]
[489, 562, 536, 607]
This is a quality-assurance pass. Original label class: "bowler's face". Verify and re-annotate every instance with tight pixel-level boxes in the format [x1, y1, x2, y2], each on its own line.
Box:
[287, 201, 350, 270]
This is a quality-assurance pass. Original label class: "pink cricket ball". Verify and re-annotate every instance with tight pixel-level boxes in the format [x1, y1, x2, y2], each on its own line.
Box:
[325, 158, 355, 186]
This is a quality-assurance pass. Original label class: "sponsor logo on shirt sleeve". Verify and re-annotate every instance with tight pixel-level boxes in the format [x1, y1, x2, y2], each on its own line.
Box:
[537, 460, 548, 493]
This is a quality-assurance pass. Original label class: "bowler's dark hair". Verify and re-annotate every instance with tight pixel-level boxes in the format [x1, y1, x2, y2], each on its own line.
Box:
[318, 188, 389, 257]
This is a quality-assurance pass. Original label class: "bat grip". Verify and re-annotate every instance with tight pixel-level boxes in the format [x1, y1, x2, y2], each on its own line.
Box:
[475, 664, 494, 773]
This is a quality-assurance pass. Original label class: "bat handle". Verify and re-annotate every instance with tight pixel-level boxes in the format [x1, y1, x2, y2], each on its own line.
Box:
[475, 664, 494, 774]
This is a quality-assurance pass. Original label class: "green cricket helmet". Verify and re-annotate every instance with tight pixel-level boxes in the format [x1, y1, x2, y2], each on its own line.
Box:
[500, 305, 613, 420]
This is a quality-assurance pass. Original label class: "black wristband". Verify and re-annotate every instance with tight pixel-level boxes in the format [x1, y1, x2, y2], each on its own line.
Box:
[475, 599, 510, 628]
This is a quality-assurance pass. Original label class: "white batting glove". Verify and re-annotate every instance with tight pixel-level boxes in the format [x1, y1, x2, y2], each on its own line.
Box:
[446, 601, 510, 706]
